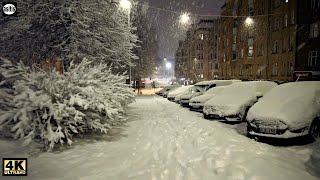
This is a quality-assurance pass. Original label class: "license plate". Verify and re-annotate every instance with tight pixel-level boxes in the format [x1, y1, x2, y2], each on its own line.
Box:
[258, 128, 277, 134]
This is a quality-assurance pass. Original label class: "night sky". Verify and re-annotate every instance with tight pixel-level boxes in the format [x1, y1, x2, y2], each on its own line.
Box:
[138, 0, 226, 61]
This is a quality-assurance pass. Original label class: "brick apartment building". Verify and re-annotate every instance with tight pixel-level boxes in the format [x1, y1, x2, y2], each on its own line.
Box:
[218, 0, 297, 82]
[175, 19, 219, 84]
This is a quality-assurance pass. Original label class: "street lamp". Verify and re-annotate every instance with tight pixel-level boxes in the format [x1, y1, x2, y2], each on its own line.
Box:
[180, 13, 190, 24]
[245, 16, 253, 26]
[120, 0, 132, 88]
[166, 62, 172, 69]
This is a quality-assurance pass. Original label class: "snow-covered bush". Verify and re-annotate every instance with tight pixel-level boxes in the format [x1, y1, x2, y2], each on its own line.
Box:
[0, 58, 135, 151]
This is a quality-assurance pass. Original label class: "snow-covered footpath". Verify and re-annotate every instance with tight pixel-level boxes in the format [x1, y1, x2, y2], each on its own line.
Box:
[0, 96, 319, 180]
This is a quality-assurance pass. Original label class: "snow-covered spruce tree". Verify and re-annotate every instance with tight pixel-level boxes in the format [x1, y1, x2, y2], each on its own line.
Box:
[0, 58, 135, 151]
[0, 0, 138, 68]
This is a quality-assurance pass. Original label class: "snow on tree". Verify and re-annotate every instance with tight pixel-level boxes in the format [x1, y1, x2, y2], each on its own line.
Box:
[0, 0, 138, 68]
[0, 57, 135, 151]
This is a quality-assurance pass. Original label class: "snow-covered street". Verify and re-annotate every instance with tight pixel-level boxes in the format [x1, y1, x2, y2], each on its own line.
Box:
[0, 96, 319, 180]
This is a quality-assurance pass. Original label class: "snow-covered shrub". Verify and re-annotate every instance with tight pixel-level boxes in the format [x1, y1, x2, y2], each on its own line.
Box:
[0, 58, 135, 151]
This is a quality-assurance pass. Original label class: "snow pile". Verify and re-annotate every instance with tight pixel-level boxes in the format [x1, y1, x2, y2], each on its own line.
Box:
[306, 143, 320, 178]
[204, 81, 277, 118]
[0, 58, 135, 151]
[247, 81, 320, 130]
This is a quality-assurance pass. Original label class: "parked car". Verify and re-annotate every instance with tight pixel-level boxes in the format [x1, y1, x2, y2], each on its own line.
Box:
[246, 81, 320, 141]
[156, 85, 181, 96]
[177, 86, 203, 105]
[167, 85, 193, 101]
[180, 80, 241, 107]
[203, 81, 277, 121]
[189, 86, 226, 112]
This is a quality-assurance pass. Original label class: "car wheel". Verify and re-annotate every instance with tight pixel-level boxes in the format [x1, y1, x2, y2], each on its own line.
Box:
[309, 119, 320, 141]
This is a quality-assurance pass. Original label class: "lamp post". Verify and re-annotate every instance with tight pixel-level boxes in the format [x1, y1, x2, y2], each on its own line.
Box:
[120, 0, 132, 87]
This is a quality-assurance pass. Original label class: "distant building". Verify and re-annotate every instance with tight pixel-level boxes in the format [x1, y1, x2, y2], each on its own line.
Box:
[218, 0, 297, 82]
[174, 19, 218, 84]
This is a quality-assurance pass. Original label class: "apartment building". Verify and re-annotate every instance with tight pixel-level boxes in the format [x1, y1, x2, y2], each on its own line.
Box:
[218, 0, 297, 82]
[175, 19, 218, 83]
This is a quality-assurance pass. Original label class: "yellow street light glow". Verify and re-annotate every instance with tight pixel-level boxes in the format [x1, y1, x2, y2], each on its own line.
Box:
[119, 0, 131, 10]
[245, 17, 253, 26]
[180, 13, 190, 24]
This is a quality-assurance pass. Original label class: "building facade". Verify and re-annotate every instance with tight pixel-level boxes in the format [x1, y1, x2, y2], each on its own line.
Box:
[295, 0, 320, 80]
[175, 19, 218, 84]
[218, 0, 297, 82]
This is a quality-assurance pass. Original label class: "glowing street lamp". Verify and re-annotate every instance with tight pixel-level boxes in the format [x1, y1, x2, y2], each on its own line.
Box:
[245, 16, 254, 26]
[180, 13, 190, 24]
[119, 0, 131, 10]
[166, 62, 172, 69]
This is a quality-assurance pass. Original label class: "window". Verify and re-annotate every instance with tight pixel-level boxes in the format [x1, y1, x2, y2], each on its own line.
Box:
[288, 37, 293, 51]
[286, 0, 289, 3]
[239, 65, 243, 76]
[214, 53, 217, 59]
[248, 46, 253, 57]
[200, 34, 204, 40]
[273, 40, 279, 53]
[284, 14, 288, 27]
[308, 51, 319, 66]
[310, 22, 319, 38]
[215, 63, 219, 69]
[248, 65, 253, 76]
[274, 17, 280, 30]
[287, 63, 293, 76]
[223, 54, 226, 62]
[273, 63, 278, 76]
[291, 10, 295, 24]
[281, 63, 286, 76]
[258, 44, 263, 56]
[241, 49, 244, 58]
[257, 64, 263, 77]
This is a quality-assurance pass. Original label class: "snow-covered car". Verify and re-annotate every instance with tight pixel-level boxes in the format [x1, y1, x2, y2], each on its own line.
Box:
[203, 81, 278, 121]
[156, 85, 181, 96]
[247, 81, 320, 140]
[189, 86, 226, 112]
[167, 85, 193, 101]
[180, 80, 241, 107]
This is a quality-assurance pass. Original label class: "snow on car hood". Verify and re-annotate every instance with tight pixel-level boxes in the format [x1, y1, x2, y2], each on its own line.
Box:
[190, 94, 215, 103]
[247, 82, 320, 130]
[180, 92, 203, 100]
[204, 93, 257, 116]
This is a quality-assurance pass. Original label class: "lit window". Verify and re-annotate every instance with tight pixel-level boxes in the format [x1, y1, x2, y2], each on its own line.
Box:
[286, 0, 288, 3]
[248, 46, 253, 57]
[291, 10, 295, 24]
[200, 34, 204, 40]
[310, 22, 319, 38]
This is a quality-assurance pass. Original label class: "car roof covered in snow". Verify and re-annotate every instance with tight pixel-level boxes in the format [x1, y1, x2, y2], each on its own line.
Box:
[221, 81, 278, 96]
[247, 81, 320, 130]
[195, 80, 241, 86]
